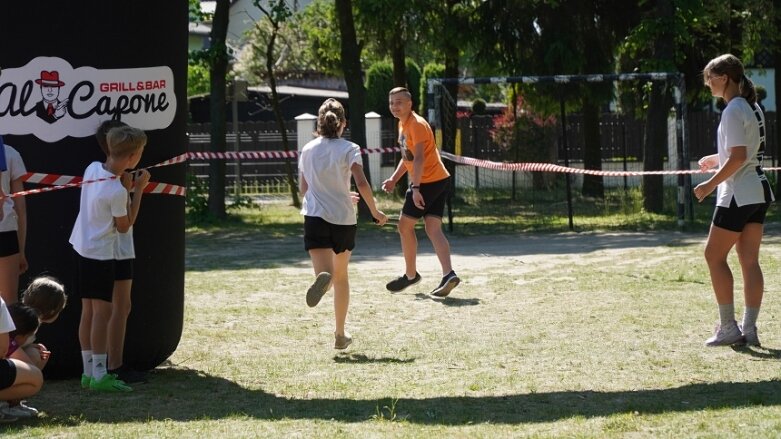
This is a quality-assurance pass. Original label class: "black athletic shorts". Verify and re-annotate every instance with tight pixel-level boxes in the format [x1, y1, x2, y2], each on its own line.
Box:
[304, 216, 357, 254]
[76, 255, 135, 301]
[0, 359, 17, 390]
[0, 231, 19, 258]
[712, 198, 771, 232]
[402, 177, 450, 220]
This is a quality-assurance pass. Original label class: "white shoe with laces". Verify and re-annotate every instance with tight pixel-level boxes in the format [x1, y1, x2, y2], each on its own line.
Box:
[0, 401, 38, 418]
[705, 321, 744, 347]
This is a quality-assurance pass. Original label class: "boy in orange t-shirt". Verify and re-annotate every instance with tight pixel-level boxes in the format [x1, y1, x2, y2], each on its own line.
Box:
[381, 87, 460, 297]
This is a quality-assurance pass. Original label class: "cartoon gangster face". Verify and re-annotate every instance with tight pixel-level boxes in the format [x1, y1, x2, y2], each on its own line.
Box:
[34, 70, 68, 124]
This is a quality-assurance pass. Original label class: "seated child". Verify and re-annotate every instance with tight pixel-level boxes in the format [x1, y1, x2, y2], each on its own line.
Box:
[0, 301, 42, 420]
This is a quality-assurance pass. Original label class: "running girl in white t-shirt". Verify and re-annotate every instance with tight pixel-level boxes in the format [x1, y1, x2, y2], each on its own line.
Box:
[299, 98, 387, 349]
[694, 54, 775, 347]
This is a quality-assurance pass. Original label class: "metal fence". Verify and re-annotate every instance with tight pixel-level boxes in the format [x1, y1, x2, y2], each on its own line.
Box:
[187, 111, 779, 194]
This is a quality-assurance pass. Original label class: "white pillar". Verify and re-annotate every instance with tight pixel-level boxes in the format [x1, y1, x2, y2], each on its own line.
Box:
[365, 111, 382, 190]
[295, 113, 317, 152]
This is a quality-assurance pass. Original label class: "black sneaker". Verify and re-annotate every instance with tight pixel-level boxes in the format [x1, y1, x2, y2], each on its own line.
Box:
[108, 365, 148, 384]
[386, 272, 421, 292]
[431, 271, 460, 297]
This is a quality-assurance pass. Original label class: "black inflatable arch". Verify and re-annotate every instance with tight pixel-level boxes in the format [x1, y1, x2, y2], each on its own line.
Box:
[0, 2, 187, 378]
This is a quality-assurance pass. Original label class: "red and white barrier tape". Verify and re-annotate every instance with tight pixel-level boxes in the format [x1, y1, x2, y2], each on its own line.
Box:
[439, 151, 781, 176]
[14, 146, 780, 200]
[18, 172, 185, 199]
[184, 147, 400, 160]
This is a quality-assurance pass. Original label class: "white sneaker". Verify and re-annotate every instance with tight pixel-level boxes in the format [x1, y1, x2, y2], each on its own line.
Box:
[739, 324, 761, 347]
[705, 321, 744, 347]
[0, 403, 16, 423]
[0, 402, 38, 418]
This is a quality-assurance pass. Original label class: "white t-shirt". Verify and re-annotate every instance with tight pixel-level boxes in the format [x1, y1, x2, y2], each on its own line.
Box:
[716, 97, 776, 207]
[298, 137, 362, 225]
[0, 145, 27, 233]
[115, 227, 135, 260]
[0, 298, 14, 334]
[69, 162, 129, 260]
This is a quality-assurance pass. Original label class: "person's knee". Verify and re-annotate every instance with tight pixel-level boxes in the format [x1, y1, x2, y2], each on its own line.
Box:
[112, 297, 132, 317]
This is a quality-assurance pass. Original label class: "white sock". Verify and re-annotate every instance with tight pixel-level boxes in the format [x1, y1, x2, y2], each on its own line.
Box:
[718, 303, 735, 327]
[92, 354, 108, 380]
[81, 350, 93, 377]
[742, 307, 760, 330]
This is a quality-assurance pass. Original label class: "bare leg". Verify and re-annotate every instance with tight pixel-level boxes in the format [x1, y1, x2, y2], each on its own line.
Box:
[78, 299, 93, 350]
[90, 300, 113, 355]
[0, 360, 42, 401]
[703, 224, 741, 305]
[309, 248, 335, 280]
[424, 216, 453, 275]
[332, 250, 352, 336]
[397, 215, 418, 278]
[107, 280, 132, 370]
[0, 253, 20, 304]
[735, 223, 764, 308]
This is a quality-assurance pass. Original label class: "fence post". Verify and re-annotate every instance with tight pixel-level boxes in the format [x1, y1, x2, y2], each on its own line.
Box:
[365, 111, 382, 191]
[295, 113, 317, 153]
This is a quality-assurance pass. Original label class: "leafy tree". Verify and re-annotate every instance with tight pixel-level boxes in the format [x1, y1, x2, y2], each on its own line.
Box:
[365, 61, 393, 116]
[251, 0, 301, 208]
[187, 63, 211, 97]
[204, 0, 231, 219]
[335, 0, 373, 219]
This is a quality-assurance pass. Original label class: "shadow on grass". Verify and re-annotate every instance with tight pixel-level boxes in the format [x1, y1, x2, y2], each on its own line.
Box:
[732, 345, 781, 360]
[16, 368, 781, 428]
[414, 293, 481, 307]
[333, 353, 415, 364]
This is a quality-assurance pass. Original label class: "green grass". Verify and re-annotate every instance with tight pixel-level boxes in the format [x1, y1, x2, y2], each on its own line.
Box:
[4, 202, 781, 438]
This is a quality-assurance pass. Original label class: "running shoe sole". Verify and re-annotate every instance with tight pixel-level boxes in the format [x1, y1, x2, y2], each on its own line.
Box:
[306, 272, 332, 307]
[431, 276, 460, 297]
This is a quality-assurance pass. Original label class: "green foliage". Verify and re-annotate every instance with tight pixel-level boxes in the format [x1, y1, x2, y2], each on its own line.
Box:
[185, 172, 210, 223]
[365, 61, 394, 117]
[364, 59, 421, 117]
[187, 63, 211, 97]
[420, 62, 445, 115]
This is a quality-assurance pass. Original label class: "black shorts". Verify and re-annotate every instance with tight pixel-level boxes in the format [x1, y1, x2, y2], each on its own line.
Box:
[304, 216, 357, 254]
[0, 231, 19, 257]
[0, 359, 17, 390]
[76, 255, 135, 301]
[712, 198, 771, 232]
[402, 177, 450, 220]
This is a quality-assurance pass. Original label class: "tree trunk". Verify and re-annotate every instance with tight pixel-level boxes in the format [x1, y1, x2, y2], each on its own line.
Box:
[207, 0, 230, 219]
[642, 0, 673, 213]
[643, 82, 672, 213]
[265, 23, 300, 208]
[335, 0, 372, 219]
[774, 1, 781, 197]
[441, 0, 459, 204]
[581, 96, 604, 198]
[391, 32, 406, 87]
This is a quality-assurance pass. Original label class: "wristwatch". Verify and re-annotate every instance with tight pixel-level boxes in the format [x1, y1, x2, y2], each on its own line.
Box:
[410, 184, 420, 190]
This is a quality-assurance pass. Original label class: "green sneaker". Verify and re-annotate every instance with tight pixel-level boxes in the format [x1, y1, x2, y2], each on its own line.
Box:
[89, 374, 133, 392]
[81, 374, 91, 389]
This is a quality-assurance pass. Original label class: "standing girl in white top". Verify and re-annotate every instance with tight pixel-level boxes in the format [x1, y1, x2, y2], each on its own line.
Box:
[299, 98, 387, 349]
[0, 143, 27, 305]
[694, 54, 775, 347]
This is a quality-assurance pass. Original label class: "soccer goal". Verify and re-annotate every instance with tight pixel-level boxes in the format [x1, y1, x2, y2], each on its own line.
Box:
[426, 73, 692, 232]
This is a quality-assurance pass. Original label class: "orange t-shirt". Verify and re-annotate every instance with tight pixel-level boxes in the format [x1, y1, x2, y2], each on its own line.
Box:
[398, 112, 450, 183]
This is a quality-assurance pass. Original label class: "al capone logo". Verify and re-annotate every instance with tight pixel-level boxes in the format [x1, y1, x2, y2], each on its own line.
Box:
[0, 57, 176, 143]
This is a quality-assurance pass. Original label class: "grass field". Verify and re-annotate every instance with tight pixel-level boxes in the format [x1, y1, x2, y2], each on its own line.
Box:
[4, 199, 781, 438]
